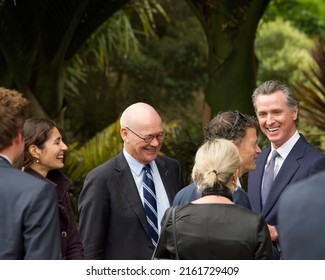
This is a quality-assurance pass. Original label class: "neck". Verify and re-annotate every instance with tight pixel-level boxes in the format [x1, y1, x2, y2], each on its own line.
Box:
[201, 184, 233, 201]
[29, 163, 48, 177]
[193, 195, 234, 205]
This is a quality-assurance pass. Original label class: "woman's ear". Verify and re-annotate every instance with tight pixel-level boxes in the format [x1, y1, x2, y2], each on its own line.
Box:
[28, 144, 40, 159]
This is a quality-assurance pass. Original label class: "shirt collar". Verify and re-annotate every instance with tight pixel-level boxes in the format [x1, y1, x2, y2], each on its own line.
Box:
[0, 153, 12, 165]
[123, 148, 153, 176]
[271, 130, 300, 159]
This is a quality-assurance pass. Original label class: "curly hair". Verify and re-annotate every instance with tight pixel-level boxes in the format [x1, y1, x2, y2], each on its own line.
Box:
[0, 87, 29, 151]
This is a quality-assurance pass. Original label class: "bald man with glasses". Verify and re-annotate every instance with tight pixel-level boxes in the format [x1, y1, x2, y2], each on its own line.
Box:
[78, 102, 184, 260]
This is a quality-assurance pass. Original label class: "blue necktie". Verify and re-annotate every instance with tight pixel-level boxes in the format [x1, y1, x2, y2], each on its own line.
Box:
[261, 150, 279, 206]
[143, 164, 158, 247]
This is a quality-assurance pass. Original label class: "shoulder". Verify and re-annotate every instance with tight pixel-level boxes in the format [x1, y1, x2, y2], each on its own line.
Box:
[156, 155, 180, 166]
[297, 134, 324, 156]
[87, 152, 125, 176]
[282, 171, 325, 202]
[233, 188, 251, 209]
[3, 168, 54, 196]
[173, 183, 199, 206]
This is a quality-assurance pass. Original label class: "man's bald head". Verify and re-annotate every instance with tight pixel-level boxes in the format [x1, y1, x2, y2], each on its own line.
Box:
[120, 102, 164, 164]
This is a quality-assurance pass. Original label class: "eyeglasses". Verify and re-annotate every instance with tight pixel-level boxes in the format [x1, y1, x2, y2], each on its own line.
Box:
[126, 127, 167, 143]
[229, 110, 247, 139]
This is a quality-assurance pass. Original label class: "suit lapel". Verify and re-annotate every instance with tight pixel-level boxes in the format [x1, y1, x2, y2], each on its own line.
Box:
[115, 153, 151, 239]
[263, 137, 305, 217]
[155, 156, 174, 205]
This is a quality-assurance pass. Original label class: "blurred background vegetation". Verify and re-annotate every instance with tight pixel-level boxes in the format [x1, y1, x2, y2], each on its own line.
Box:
[1, 0, 325, 214]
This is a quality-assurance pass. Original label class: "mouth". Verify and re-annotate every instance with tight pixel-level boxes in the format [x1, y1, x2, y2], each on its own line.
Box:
[57, 155, 64, 162]
[267, 127, 279, 133]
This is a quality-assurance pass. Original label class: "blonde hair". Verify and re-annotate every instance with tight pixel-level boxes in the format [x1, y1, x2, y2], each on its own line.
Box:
[191, 139, 241, 192]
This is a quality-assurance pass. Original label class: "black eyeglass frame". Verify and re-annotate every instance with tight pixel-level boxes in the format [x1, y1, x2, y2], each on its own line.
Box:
[125, 127, 167, 143]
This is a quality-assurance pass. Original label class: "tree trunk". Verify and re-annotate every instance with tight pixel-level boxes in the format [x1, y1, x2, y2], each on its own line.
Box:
[0, 0, 129, 123]
[185, 0, 270, 117]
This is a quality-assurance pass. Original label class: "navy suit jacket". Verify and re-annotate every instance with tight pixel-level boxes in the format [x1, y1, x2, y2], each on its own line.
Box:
[172, 182, 252, 210]
[278, 171, 325, 259]
[248, 135, 325, 258]
[78, 152, 184, 260]
[0, 157, 60, 259]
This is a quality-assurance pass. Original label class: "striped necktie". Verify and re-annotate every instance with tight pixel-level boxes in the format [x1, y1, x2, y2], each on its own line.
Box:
[143, 164, 159, 247]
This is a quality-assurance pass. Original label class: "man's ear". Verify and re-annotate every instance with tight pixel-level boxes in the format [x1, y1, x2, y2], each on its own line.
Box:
[120, 127, 128, 142]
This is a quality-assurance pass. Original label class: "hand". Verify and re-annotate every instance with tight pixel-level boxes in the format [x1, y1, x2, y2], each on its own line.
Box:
[267, 224, 278, 242]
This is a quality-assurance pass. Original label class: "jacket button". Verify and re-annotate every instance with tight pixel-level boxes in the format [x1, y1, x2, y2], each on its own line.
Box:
[61, 231, 67, 238]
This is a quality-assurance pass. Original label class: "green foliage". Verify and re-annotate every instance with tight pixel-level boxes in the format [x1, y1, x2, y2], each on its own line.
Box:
[64, 118, 122, 213]
[65, 0, 208, 143]
[64, 0, 166, 98]
[295, 37, 325, 151]
[0, 0, 132, 119]
[263, 0, 325, 38]
[161, 119, 203, 184]
[255, 18, 314, 88]
[65, 118, 123, 185]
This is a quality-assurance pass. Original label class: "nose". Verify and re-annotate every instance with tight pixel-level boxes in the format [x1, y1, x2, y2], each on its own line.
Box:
[149, 136, 160, 146]
[62, 141, 68, 151]
[256, 144, 262, 154]
[266, 114, 274, 125]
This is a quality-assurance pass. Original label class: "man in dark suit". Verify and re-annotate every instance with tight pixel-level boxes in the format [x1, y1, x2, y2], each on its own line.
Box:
[173, 110, 261, 209]
[248, 80, 325, 259]
[278, 171, 325, 259]
[78, 102, 184, 259]
[0, 87, 60, 260]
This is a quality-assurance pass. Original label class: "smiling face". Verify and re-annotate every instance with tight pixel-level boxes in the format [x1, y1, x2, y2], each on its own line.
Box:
[236, 127, 261, 176]
[31, 127, 68, 176]
[121, 117, 164, 164]
[255, 90, 298, 149]
[120, 102, 165, 164]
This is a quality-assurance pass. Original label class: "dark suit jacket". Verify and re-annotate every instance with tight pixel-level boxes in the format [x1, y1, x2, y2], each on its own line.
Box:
[248, 135, 325, 258]
[25, 168, 85, 259]
[0, 157, 60, 259]
[172, 182, 252, 209]
[78, 152, 184, 260]
[153, 203, 272, 260]
[278, 171, 325, 259]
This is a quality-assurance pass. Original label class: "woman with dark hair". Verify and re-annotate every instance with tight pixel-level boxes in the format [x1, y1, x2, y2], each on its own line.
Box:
[22, 118, 84, 259]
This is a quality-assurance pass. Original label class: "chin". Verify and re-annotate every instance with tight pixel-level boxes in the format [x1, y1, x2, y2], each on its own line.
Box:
[144, 155, 157, 163]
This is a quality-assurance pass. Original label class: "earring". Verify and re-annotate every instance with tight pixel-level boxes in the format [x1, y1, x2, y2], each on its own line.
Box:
[36, 158, 39, 163]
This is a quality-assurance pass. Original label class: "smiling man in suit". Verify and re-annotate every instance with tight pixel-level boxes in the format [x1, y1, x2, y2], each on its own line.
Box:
[248, 80, 325, 259]
[78, 102, 184, 259]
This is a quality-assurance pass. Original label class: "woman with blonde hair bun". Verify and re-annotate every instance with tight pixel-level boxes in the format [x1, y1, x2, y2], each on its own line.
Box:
[153, 139, 272, 260]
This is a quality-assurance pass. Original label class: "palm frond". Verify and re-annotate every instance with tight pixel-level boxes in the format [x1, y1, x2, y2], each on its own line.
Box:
[65, 118, 122, 183]
[295, 36, 325, 149]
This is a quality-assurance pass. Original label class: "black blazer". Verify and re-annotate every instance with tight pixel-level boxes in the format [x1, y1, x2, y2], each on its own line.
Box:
[0, 157, 60, 259]
[78, 152, 184, 259]
[153, 203, 273, 260]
